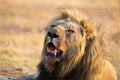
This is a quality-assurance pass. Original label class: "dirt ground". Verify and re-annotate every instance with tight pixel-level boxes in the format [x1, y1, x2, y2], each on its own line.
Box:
[0, 0, 120, 79]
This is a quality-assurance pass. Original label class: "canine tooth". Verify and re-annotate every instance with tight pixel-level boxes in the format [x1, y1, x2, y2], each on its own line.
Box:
[53, 49, 57, 56]
[47, 47, 50, 52]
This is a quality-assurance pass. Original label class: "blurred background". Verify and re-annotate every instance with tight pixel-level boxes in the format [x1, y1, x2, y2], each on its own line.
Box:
[0, 0, 120, 79]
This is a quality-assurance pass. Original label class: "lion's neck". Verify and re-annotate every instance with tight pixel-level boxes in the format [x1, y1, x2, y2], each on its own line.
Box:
[38, 57, 105, 80]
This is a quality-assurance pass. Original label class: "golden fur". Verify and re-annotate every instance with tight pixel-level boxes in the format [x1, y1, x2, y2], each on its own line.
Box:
[37, 9, 117, 80]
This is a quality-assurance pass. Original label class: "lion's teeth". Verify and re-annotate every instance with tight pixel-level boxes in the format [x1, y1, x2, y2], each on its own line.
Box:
[54, 49, 58, 56]
[47, 47, 50, 52]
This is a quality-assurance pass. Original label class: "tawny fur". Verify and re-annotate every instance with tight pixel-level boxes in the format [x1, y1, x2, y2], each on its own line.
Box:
[37, 9, 117, 80]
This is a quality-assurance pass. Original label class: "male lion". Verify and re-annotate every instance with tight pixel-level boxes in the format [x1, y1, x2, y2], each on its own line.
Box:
[37, 10, 117, 80]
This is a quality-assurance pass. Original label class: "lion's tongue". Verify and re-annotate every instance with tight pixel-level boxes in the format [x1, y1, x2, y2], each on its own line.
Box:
[49, 46, 57, 56]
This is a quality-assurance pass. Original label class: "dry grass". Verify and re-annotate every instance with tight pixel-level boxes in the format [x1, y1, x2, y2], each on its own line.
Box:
[0, 33, 45, 77]
[0, 0, 119, 79]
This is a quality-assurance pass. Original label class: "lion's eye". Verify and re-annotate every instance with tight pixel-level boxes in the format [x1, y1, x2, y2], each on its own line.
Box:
[67, 30, 75, 33]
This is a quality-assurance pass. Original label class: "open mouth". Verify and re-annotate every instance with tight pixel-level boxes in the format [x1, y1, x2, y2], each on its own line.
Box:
[47, 42, 63, 58]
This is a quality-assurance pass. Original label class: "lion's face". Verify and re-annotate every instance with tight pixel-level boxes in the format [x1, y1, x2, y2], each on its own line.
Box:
[43, 19, 85, 65]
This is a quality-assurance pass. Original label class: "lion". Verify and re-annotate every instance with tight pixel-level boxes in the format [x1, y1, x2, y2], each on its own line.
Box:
[36, 10, 117, 80]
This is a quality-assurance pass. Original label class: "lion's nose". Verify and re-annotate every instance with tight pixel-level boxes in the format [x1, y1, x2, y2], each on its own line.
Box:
[48, 32, 59, 38]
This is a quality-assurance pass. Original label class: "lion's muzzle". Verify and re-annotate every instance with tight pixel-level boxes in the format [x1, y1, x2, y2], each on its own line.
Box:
[45, 25, 66, 60]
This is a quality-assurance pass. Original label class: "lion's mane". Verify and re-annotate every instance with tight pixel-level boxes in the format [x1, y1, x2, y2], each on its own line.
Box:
[37, 9, 117, 80]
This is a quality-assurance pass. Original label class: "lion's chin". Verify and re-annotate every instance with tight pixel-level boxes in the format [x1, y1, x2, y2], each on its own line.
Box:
[45, 55, 61, 64]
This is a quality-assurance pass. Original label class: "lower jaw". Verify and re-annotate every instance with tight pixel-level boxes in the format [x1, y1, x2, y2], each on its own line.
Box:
[45, 56, 60, 64]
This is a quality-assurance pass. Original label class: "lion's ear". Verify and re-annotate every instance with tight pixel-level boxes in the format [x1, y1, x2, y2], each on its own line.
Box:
[80, 20, 96, 40]
[80, 20, 98, 63]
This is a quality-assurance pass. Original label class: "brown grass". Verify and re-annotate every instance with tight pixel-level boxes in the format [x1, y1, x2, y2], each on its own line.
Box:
[0, 33, 45, 77]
